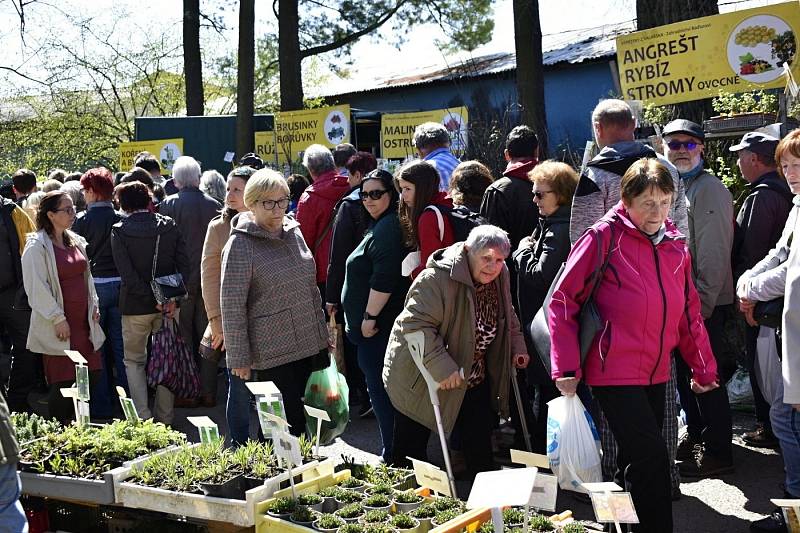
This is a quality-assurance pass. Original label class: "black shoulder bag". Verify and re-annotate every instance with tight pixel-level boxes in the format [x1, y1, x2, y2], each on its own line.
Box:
[149, 234, 188, 304]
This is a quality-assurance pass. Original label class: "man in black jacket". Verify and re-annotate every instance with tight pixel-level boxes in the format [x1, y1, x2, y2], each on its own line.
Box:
[72, 168, 126, 419]
[731, 132, 791, 449]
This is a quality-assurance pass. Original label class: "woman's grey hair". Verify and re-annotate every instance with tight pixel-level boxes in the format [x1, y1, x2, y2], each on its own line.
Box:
[302, 144, 335, 176]
[200, 170, 226, 203]
[172, 156, 202, 188]
[413, 122, 451, 150]
[60, 180, 86, 211]
[465, 225, 511, 257]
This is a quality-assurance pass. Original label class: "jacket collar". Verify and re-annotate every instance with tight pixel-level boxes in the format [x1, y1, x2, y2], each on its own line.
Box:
[423, 147, 453, 161]
[542, 204, 571, 225]
[749, 170, 782, 188]
[607, 201, 684, 242]
[503, 158, 538, 180]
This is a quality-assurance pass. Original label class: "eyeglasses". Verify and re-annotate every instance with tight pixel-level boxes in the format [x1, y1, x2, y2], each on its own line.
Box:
[260, 197, 290, 211]
[666, 140, 700, 151]
[532, 190, 554, 199]
[359, 189, 390, 201]
[54, 207, 76, 215]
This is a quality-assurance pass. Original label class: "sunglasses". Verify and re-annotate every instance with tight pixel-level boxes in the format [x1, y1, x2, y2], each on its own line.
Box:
[666, 140, 699, 151]
[532, 190, 553, 199]
[359, 189, 389, 201]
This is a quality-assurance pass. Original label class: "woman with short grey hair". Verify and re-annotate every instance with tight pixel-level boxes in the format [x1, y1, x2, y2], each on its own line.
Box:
[171, 156, 202, 188]
[200, 170, 226, 204]
[383, 224, 529, 486]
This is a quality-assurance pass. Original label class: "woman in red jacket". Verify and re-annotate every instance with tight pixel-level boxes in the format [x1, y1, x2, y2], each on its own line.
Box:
[395, 160, 454, 278]
[549, 159, 718, 533]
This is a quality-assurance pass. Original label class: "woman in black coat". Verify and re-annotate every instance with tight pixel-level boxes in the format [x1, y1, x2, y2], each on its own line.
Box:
[512, 160, 578, 452]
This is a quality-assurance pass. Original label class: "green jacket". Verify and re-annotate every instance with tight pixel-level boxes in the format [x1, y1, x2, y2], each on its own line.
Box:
[383, 242, 526, 433]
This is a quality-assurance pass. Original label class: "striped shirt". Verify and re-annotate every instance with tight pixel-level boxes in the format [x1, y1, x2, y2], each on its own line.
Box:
[424, 148, 461, 191]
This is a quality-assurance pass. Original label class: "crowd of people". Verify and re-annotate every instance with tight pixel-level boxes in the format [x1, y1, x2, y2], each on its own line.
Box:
[0, 99, 798, 533]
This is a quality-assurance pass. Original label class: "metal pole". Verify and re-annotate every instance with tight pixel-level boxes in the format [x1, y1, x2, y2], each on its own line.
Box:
[511, 368, 533, 452]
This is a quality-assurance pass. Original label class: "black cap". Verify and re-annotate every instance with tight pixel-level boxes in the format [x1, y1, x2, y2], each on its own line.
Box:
[239, 152, 265, 169]
[662, 119, 705, 142]
[728, 131, 779, 156]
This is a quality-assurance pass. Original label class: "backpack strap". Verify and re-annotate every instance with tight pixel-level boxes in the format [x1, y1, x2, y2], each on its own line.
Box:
[424, 205, 446, 242]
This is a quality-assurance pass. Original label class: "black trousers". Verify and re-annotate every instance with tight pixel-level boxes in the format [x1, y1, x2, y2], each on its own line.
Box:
[252, 356, 312, 438]
[675, 305, 733, 459]
[592, 383, 672, 533]
[392, 378, 494, 485]
[0, 286, 43, 412]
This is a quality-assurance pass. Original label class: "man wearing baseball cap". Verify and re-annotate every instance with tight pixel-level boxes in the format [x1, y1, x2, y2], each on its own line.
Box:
[663, 119, 736, 478]
[731, 131, 792, 453]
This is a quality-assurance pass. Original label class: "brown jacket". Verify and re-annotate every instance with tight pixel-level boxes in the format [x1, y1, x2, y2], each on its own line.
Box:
[383, 243, 526, 433]
[220, 212, 328, 370]
[201, 214, 230, 323]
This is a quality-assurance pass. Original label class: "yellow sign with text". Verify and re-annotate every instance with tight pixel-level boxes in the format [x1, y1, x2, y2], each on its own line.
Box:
[119, 138, 184, 175]
[254, 105, 351, 163]
[381, 107, 469, 159]
[616, 2, 799, 105]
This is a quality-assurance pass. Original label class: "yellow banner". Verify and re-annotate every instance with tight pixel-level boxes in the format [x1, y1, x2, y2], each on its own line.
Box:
[380, 107, 469, 159]
[254, 105, 351, 163]
[616, 2, 800, 105]
[119, 138, 184, 175]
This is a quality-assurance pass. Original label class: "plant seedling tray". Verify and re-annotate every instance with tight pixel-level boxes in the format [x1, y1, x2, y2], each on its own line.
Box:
[117, 455, 334, 527]
[19, 466, 128, 505]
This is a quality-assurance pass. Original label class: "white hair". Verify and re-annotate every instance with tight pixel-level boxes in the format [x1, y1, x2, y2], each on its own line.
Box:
[465, 224, 510, 257]
[200, 170, 226, 203]
[302, 144, 335, 176]
[172, 156, 202, 188]
[413, 122, 451, 150]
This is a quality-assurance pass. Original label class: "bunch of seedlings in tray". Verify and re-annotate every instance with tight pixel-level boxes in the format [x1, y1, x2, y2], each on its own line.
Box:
[16, 418, 185, 479]
[340, 456, 412, 487]
[11, 412, 62, 444]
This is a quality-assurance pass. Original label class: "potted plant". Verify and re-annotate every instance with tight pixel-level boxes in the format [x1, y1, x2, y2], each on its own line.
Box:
[339, 524, 366, 533]
[360, 509, 390, 525]
[335, 502, 365, 524]
[409, 503, 436, 533]
[529, 513, 555, 532]
[339, 476, 366, 492]
[390, 513, 420, 533]
[430, 496, 464, 513]
[314, 513, 346, 533]
[365, 483, 394, 497]
[431, 509, 461, 528]
[197, 453, 245, 499]
[362, 494, 391, 513]
[298, 493, 325, 512]
[560, 523, 586, 533]
[393, 490, 423, 513]
[335, 489, 365, 509]
[290, 505, 319, 527]
[363, 525, 397, 533]
[319, 486, 342, 513]
[267, 497, 297, 519]
[503, 508, 526, 528]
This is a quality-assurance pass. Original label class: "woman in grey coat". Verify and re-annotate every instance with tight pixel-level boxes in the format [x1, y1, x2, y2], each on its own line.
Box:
[221, 169, 328, 435]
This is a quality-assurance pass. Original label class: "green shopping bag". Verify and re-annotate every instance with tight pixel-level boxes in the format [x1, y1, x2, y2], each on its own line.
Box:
[304, 353, 350, 445]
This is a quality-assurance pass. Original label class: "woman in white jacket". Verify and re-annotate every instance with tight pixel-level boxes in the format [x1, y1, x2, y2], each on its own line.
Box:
[22, 191, 105, 422]
[738, 129, 800, 533]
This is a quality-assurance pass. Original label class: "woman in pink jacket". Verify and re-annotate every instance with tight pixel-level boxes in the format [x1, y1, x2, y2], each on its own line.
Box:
[549, 159, 718, 533]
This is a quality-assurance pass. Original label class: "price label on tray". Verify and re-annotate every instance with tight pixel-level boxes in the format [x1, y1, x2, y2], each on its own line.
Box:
[409, 457, 452, 497]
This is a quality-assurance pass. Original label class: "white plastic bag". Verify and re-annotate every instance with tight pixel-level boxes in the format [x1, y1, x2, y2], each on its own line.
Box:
[726, 367, 754, 408]
[546, 395, 602, 493]
[755, 326, 781, 405]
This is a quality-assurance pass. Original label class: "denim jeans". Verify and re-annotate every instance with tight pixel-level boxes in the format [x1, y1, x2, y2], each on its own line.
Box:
[347, 329, 395, 462]
[226, 369, 256, 447]
[93, 281, 128, 417]
[0, 463, 27, 532]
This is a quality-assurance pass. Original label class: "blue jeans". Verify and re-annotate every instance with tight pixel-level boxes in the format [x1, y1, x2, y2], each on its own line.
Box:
[348, 329, 395, 462]
[226, 369, 257, 447]
[92, 281, 128, 417]
[0, 463, 27, 532]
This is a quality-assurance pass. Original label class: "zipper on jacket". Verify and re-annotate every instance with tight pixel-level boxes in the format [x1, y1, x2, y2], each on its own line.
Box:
[649, 242, 668, 385]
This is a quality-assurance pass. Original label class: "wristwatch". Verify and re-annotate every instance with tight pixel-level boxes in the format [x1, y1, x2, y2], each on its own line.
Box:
[363, 311, 378, 321]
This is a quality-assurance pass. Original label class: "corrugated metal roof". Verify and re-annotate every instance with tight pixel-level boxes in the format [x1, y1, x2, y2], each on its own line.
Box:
[319, 21, 633, 97]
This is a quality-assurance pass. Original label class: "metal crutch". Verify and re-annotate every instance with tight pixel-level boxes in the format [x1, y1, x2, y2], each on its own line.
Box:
[511, 366, 533, 452]
[405, 330, 459, 498]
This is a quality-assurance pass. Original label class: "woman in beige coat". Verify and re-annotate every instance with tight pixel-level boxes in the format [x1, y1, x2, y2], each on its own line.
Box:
[22, 191, 105, 422]
[383, 225, 528, 483]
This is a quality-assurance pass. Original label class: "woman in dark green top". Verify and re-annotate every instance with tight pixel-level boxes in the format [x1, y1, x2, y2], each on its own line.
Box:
[342, 169, 409, 462]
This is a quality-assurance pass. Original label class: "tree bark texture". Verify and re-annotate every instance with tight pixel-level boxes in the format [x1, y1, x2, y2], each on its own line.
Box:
[278, 0, 303, 111]
[236, 0, 256, 157]
[513, 0, 548, 157]
[183, 0, 204, 116]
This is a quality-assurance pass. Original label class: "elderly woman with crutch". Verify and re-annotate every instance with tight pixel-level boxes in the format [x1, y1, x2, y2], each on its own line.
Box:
[383, 225, 529, 488]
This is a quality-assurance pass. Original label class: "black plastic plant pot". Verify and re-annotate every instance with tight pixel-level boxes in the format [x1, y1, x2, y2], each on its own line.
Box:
[199, 473, 245, 499]
[242, 475, 265, 491]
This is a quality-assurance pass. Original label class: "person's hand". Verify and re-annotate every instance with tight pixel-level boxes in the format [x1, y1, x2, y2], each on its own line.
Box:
[158, 301, 177, 319]
[513, 353, 530, 369]
[517, 236, 532, 251]
[54, 319, 70, 341]
[326, 303, 337, 317]
[793, 404, 800, 412]
[744, 307, 758, 328]
[209, 318, 224, 350]
[738, 297, 755, 313]
[231, 367, 251, 380]
[361, 319, 378, 338]
[439, 370, 464, 390]
[691, 380, 719, 394]
[93, 308, 100, 322]
[555, 377, 578, 396]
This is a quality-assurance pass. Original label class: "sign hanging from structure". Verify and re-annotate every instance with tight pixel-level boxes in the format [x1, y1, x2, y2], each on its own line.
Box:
[254, 104, 351, 163]
[616, 2, 799, 105]
[119, 138, 184, 174]
[380, 106, 469, 159]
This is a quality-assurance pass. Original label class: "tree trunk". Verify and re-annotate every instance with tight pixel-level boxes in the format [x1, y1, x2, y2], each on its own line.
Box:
[183, 0, 204, 116]
[636, 0, 719, 123]
[513, 0, 548, 157]
[278, 0, 303, 111]
[236, 0, 256, 158]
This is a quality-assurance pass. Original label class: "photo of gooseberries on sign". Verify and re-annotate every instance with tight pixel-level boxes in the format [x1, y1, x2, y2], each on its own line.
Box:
[727, 14, 796, 84]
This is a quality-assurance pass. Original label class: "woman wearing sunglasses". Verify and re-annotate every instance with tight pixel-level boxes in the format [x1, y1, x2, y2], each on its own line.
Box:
[221, 169, 328, 436]
[341, 169, 410, 462]
[512, 160, 578, 452]
[22, 191, 105, 422]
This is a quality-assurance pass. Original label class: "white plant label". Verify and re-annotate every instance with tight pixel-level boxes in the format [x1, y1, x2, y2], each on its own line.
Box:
[528, 473, 558, 512]
[187, 416, 220, 445]
[304, 404, 330, 457]
[409, 457, 452, 497]
[510, 449, 550, 469]
[274, 429, 302, 467]
[64, 349, 87, 365]
[75, 364, 90, 402]
[258, 399, 289, 439]
[467, 468, 538, 509]
[76, 400, 90, 426]
[246, 381, 282, 398]
[589, 492, 639, 524]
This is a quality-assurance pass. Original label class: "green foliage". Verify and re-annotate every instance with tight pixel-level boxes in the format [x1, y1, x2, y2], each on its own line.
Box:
[366, 483, 395, 497]
[363, 494, 390, 508]
[335, 503, 365, 519]
[410, 503, 436, 519]
[363, 525, 395, 533]
[642, 103, 676, 128]
[319, 486, 343, 498]
[339, 476, 366, 489]
[298, 493, 323, 505]
[315, 513, 346, 529]
[290, 505, 317, 522]
[712, 90, 778, 116]
[339, 524, 366, 533]
[529, 514, 555, 531]
[502, 507, 525, 525]
[393, 489, 423, 504]
[270, 497, 297, 514]
[432, 509, 461, 526]
[336, 489, 365, 504]
[11, 412, 62, 444]
[390, 513, 418, 530]
[560, 522, 586, 533]
[431, 496, 465, 513]
[362, 509, 390, 523]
